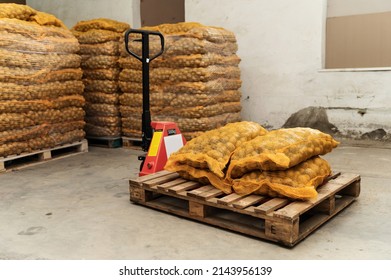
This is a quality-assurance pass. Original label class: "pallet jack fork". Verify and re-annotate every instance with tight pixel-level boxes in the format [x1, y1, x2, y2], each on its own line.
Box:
[124, 28, 186, 176]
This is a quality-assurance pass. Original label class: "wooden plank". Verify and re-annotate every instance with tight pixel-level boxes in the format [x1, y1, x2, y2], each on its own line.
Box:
[273, 178, 359, 220]
[254, 198, 290, 215]
[129, 170, 172, 186]
[187, 185, 215, 198]
[217, 193, 247, 205]
[143, 172, 180, 188]
[157, 178, 187, 191]
[192, 188, 224, 200]
[168, 181, 200, 194]
[330, 173, 360, 187]
[232, 195, 267, 210]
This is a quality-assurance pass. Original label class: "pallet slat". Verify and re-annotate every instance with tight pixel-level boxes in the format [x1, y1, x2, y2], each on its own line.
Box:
[129, 171, 361, 247]
[232, 195, 267, 209]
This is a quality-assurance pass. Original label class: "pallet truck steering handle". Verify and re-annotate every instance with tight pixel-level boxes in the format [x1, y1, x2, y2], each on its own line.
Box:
[124, 29, 165, 62]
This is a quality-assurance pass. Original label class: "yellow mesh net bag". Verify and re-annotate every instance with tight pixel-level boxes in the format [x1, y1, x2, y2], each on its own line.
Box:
[232, 156, 331, 200]
[164, 121, 267, 193]
[227, 127, 339, 179]
[72, 18, 130, 33]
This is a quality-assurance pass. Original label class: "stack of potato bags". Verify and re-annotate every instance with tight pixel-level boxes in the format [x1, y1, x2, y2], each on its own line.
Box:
[0, 4, 85, 157]
[119, 22, 242, 140]
[72, 18, 130, 137]
[165, 123, 339, 200]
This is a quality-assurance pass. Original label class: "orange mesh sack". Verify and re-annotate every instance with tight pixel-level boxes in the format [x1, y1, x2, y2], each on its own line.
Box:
[164, 121, 267, 193]
[232, 156, 331, 200]
[227, 127, 339, 179]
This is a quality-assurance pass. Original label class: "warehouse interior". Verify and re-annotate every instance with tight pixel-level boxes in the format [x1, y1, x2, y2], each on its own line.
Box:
[1, 0, 391, 260]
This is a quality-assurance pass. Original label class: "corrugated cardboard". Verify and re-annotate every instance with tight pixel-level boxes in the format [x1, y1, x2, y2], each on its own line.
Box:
[326, 11, 391, 69]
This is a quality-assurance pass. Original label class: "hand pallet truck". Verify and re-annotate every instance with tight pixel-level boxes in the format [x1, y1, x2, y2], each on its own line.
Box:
[124, 28, 186, 176]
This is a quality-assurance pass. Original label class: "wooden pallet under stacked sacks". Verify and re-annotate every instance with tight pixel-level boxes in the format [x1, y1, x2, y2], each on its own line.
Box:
[129, 170, 360, 247]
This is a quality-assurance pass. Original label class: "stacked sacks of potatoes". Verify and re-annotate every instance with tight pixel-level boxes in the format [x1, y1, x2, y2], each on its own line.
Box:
[165, 125, 339, 200]
[72, 18, 130, 137]
[0, 4, 85, 157]
[119, 22, 242, 140]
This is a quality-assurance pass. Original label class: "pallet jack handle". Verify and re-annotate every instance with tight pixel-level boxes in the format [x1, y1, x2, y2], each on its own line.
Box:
[124, 29, 165, 152]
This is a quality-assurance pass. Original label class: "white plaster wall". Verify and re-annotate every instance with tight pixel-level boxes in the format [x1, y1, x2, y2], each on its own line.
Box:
[328, 0, 391, 17]
[27, 0, 140, 29]
[185, 0, 391, 135]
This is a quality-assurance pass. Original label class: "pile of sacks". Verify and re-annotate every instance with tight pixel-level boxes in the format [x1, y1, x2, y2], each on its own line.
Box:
[0, 4, 85, 157]
[119, 22, 242, 140]
[72, 18, 130, 137]
[165, 122, 339, 200]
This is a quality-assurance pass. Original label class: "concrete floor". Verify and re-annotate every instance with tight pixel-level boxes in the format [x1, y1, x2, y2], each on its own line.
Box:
[0, 143, 390, 260]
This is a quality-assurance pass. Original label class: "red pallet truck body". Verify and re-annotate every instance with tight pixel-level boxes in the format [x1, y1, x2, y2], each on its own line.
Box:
[124, 29, 186, 176]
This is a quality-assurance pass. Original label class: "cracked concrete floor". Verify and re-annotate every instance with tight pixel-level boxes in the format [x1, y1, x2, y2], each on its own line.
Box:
[0, 144, 390, 260]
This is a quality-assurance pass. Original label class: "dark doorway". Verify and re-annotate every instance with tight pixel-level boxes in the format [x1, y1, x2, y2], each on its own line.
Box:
[140, 0, 184, 26]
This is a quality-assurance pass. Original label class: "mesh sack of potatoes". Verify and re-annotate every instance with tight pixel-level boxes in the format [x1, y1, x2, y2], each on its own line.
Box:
[227, 127, 339, 180]
[0, 3, 36, 21]
[79, 41, 119, 56]
[0, 100, 48, 114]
[85, 116, 121, 127]
[49, 121, 85, 134]
[72, 18, 130, 33]
[81, 55, 118, 69]
[84, 103, 119, 117]
[164, 121, 267, 193]
[84, 123, 121, 137]
[0, 141, 30, 157]
[167, 112, 242, 132]
[122, 112, 242, 133]
[164, 79, 242, 94]
[164, 38, 238, 57]
[0, 67, 83, 84]
[232, 156, 332, 200]
[0, 124, 50, 144]
[0, 97, 84, 113]
[120, 66, 240, 84]
[158, 102, 241, 118]
[30, 11, 66, 28]
[0, 49, 81, 70]
[72, 29, 122, 44]
[83, 79, 118, 93]
[0, 81, 84, 101]
[83, 68, 120, 80]
[0, 28, 80, 54]
[49, 129, 85, 146]
[83, 92, 118, 104]
[119, 92, 175, 108]
[142, 22, 236, 42]
[119, 81, 161, 93]
[119, 53, 240, 70]
[169, 91, 241, 108]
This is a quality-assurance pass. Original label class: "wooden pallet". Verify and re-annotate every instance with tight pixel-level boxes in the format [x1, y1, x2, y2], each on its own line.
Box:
[86, 136, 122, 148]
[0, 140, 88, 173]
[122, 137, 142, 150]
[129, 171, 360, 247]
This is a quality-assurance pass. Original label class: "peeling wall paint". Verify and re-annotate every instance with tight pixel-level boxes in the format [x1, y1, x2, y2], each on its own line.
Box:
[185, 0, 391, 138]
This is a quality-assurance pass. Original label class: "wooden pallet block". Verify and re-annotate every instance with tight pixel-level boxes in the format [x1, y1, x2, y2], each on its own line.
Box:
[0, 140, 88, 173]
[86, 136, 122, 148]
[129, 171, 361, 247]
[122, 137, 142, 150]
